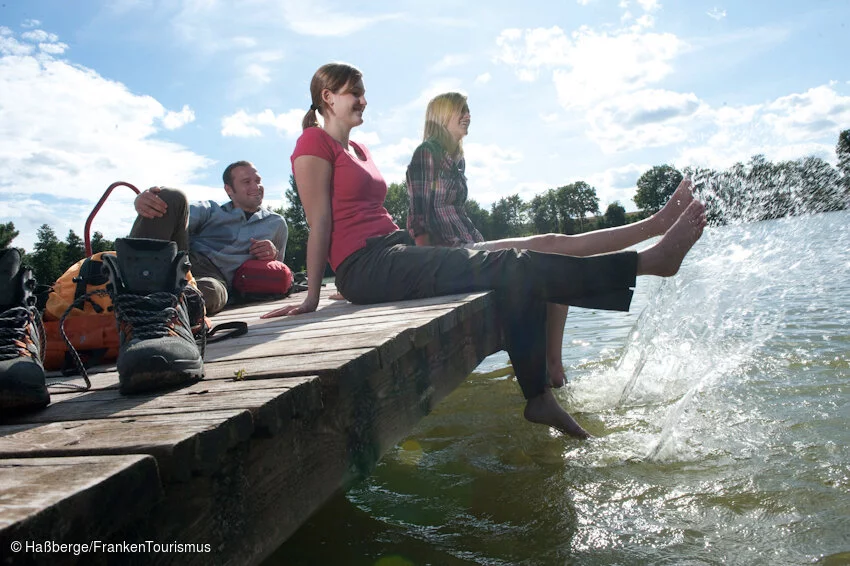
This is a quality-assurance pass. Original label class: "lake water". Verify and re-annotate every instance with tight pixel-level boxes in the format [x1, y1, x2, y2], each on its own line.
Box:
[269, 211, 850, 566]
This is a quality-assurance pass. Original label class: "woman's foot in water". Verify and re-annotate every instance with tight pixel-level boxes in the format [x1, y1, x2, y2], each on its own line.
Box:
[652, 178, 696, 235]
[524, 388, 590, 439]
[638, 200, 706, 277]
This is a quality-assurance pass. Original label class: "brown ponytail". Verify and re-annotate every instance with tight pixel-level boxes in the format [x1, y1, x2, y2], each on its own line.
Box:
[301, 62, 363, 131]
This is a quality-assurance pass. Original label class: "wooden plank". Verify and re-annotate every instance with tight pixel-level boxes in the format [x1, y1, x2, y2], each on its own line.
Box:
[0, 455, 161, 560]
[124, 295, 503, 565]
[0, 410, 253, 482]
[4, 376, 323, 438]
[46, 348, 376, 393]
[211, 290, 491, 324]
[0, 289, 503, 566]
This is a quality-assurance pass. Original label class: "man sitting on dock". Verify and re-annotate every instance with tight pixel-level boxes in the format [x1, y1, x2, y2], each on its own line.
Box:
[130, 160, 288, 315]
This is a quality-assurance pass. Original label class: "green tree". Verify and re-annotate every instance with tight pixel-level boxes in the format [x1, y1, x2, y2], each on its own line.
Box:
[528, 191, 560, 234]
[90, 231, 114, 254]
[25, 224, 65, 285]
[602, 202, 626, 228]
[489, 194, 526, 239]
[556, 182, 598, 232]
[635, 165, 683, 213]
[384, 181, 409, 230]
[277, 175, 308, 272]
[464, 199, 491, 240]
[0, 221, 19, 248]
[63, 230, 85, 267]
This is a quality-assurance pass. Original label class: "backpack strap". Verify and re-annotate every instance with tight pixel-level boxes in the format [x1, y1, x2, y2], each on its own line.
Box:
[206, 321, 248, 344]
[72, 258, 109, 313]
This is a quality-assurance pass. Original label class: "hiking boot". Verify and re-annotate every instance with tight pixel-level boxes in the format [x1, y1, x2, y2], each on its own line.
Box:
[102, 238, 204, 394]
[0, 248, 50, 412]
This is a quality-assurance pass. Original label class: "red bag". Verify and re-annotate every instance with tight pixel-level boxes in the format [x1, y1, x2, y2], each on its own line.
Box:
[232, 260, 293, 297]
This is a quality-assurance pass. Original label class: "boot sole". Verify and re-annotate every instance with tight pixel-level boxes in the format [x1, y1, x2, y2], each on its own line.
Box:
[0, 386, 50, 412]
[119, 356, 204, 395]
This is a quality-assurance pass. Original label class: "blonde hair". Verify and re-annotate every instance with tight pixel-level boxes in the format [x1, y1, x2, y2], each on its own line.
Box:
[423, 92, 468, 157]
[302, 62, 363, 130]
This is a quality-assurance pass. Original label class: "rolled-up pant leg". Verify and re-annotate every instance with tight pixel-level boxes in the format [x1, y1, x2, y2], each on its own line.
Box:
[187, 253, 229, 316]
[335, 232, 638, 400]
[129, 188, 190, 250]
[129, 188, 228, 315]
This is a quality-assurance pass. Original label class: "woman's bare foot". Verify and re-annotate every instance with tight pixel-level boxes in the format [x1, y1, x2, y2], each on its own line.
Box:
[548, 361, 567, 388]
[328, 292, 346, 300]
[653, 178, 696, 235]
[524, 388, 591, 439]
[638, 200, 706, 277]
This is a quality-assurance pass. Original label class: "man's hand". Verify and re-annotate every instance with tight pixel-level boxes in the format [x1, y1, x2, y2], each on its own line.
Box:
[135, 187, 168, 219]
[250, 238, 277, 261]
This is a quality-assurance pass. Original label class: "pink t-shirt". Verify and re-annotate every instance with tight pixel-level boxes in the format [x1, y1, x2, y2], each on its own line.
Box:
[291, 127, 399, 271]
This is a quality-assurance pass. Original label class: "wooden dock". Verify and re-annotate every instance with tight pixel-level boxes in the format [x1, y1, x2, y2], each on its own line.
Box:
[0, 286, 501, 565]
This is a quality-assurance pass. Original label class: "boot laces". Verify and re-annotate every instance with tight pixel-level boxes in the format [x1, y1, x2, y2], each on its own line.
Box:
[0, 306, 42, 361]
[114, 291, 193, 338]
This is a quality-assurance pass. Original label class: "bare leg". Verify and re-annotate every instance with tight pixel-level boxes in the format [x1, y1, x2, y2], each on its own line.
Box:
[483, 178, 695, 257]
[546, 303, 568, 388]
[523, 388, 591, 439]
[638, 200, 706, 277]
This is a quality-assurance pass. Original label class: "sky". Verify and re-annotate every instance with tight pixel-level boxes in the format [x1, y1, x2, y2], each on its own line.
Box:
[1, 0, 848, 253]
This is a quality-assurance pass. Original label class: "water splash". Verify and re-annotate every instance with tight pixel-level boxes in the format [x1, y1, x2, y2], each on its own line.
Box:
[570, 211, 850, 464]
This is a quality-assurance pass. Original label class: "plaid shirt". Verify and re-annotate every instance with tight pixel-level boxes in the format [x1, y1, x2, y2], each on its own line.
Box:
[406, 140, 484, 246]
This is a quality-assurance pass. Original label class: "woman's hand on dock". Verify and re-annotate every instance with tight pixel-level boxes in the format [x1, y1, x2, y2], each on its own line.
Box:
[261, 298, 319, 318]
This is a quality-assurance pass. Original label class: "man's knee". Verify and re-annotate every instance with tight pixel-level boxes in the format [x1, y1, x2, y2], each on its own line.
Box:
[195, 277, 228, 316]
[155, 188, 189, 210]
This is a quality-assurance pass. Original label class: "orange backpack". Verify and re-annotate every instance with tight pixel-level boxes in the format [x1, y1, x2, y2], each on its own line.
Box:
[42, 251, 202, 372]
[43, 252, 121, 371]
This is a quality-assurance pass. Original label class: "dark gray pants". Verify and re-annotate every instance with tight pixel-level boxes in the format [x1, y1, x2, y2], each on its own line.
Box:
[335, 231, 638, 400]
[129, 189, 229, 315]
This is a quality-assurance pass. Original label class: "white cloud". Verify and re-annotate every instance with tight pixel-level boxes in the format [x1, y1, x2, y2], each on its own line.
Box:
[352, 130, 381, 146]
[761, 85, 850, 140]
[21, 20, 41, 29]
[475, 72, 492, 85]
[707, 7, 727, 21]
[675, 85, 850, 169]
[245, 63, 272, 84]
[494, 26, 572, 82]
[0, 30, 213, 251]
[281, 0, 401, 37]
[220, 108, 304, 137]
[463, 142, 524, 201]
[369, 137, 421, 184]
[21, 30, 59, 43]
[582, 83, 850, 164]
[161, 104, 196, 130]
[495, 26, 686, 105]
[587, 163, 648, 208]
[637, 0, 660, 12]
[430, 54, 471, 73]
[633, 14, 655, 30]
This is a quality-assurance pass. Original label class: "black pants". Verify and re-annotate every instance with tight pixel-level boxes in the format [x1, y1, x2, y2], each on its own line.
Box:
[335, 231, 638, 400]
[129, 189, 229, 315]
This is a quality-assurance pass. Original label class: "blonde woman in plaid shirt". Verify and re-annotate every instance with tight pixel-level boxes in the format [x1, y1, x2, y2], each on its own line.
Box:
[406, 92, 697, 388]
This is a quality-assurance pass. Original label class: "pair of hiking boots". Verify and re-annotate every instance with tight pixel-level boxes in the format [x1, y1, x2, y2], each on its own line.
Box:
[0, 238, 205, 413]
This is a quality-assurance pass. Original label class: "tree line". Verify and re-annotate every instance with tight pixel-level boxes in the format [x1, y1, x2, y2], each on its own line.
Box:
[281, 129, 849, 272]
[6, 130, 849, 284]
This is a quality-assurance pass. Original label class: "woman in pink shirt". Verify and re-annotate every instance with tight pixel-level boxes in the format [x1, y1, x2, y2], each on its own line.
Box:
[406, 92, 697, 388]
[263, 62, 706, 439]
